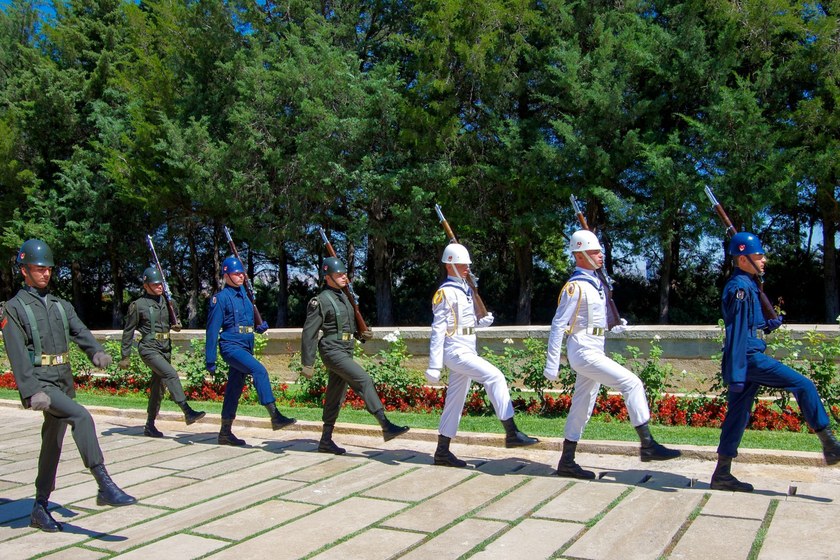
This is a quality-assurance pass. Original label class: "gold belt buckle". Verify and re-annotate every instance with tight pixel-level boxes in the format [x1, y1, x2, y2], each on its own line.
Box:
[460, 327, 475, 335]
[591, 327, 605, 336]
[154, 332, 170, 340]
[341, 333, 353, 341]
[43, 353, 69, 366]
[239, 326, 254, 334]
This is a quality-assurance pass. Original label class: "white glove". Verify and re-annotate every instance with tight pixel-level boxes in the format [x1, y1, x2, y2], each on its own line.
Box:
[301, 365, 315, 379]
[477, 312, 494, 328]
[425, 368, 441, 383]
[610, 318, 628, 334]
[543, 368, 558, 381]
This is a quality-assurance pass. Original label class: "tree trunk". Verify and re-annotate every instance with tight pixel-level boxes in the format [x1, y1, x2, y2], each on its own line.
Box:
[372, 232, 394, 326]
[658, 227, 680, 324]
[187, 226, 200, 328]
[71, 260, 84, 320]
[110, 249, 124, 329]
[819, 183, 839, 321]
[514, 238, 533, 325]
[275, 243, 289, 327]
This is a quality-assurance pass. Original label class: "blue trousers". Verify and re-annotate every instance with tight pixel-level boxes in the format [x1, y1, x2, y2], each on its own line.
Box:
[220, 346, 276, 420]
[718, 352, 829, 457]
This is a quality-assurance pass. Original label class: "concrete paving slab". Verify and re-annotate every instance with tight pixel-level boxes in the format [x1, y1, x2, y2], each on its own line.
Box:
[203, 497, 407, 559]
[476, 476, 569, 521]
[282, 460, 412, 505]
[151, 445, 255, 471]
[362, 465, 472, 502]
[534, 480, 627, 522]
[398, 518, 508, 560]
[758, 501, 840, 559]
[90, 477, 305, 553]
[702, 492, 773, 519]
[37, 547, 108, 560]
[2, 526, 89, 559]
[193, 499, 318, 541]
[140, 456, 309, 508]
[51, 466, 173, 507]
[110, 533, 228, 559]
[383, 473, 521, 533]
[308, 527, 425, 560]
[280, 455, 367, 482]
[172, 450, 279, 481]
[565, 488, 703, 560]
[670, 515, 760, 560]
[470, 518, 583, 560]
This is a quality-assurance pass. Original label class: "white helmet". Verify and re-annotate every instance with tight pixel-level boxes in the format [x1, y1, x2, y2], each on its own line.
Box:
[441, 243, 472, 264]
[569, 230, 602, 253]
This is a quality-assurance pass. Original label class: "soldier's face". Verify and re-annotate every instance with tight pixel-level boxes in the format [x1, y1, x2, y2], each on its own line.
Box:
[22, 265, 52, 289]
[144, 282, 164, 296]
[574, 249, 603, 270]
[738, 254, 766, 275]
[449, 263, 470, 277]
[326, 272, 348, 289]
[225, 272, 245, 287]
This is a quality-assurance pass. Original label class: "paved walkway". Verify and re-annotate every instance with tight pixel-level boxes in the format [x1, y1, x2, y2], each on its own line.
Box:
[1, 401, 839, 560]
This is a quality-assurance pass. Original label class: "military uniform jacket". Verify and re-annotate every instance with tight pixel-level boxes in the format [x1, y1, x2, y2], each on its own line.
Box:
[428, 276, 478, 370]
[544, 267, 608, 375]
[121, 293, 171, 359]
[721, 268, 768, 386]
[301, 288, 357, 367]
[0, 286, 103, 403]
[205, 284, 255, 364]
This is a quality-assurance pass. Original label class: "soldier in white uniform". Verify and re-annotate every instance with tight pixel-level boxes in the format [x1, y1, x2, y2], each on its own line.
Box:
[544, 230, 681, 479]
[426, 243, 539, 467]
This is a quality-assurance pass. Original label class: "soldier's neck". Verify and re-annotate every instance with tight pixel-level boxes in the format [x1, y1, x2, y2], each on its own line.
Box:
[23, 284, 50, 299]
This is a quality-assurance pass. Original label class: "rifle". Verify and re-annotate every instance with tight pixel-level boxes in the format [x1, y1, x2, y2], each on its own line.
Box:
[434, 204, 489, 319]
[704, 187, 779, 320]
[145, 235, 182, 331]
[318, 228, 371, 338]
[222, 226, 265, 327]
[569, 195, 622, 329]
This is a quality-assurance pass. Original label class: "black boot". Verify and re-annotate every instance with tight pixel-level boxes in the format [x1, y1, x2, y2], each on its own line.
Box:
[710, 454, 754, 492]
[374, 410, 409, 442]
[318, 424, 346, 455]
[265, 402, 296, 430]
[144, 422, 164, 438]
[501, 417, 539, 448]
[635, 422, 681, 462]
[177, 400, 206, 425]
[816, 427, 840, 465]
[555, 439, 596, 480]
[434, 435, 467, 468]
[218, 419, 246, 446]
[29, 500, 62, 532]
[90, 464, 137, 506]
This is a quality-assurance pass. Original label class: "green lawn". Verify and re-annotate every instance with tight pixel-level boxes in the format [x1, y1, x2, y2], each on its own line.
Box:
[0, 388, 823, 453]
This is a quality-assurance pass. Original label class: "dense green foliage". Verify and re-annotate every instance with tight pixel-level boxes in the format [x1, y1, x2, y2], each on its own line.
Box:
[1, 0, 839, 328]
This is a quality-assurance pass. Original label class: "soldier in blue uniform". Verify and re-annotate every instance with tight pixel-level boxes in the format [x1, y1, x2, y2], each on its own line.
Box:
[1, 240, 136, 532]
[713, 232, 840, 492]
[205, 256, 295, 445]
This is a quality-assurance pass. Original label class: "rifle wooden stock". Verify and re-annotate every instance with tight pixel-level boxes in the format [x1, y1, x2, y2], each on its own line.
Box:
[318, 228, 370, 336]
[145, 235, 182, 331]
[703, 187, 778, 320]
[434, 204, 489, 319]
[569, 195, 621, 329]
[222, 226, 264, 326]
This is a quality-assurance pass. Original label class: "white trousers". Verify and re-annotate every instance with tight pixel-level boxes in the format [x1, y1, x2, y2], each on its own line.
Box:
[564, 334, 650, 441]
[439, 349, 514, 438]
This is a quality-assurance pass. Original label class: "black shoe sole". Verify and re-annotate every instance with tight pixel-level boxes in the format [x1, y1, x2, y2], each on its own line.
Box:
[383, 427, 410, 442]
[555, 467, 596, 480]
[505, 439, 539, 448]
[29, 520, 62, 532]
[96, 496, 138, 507]
[434, 458, 467, 468]
[318, 445, 347, 455]
[143, 430, 164, 438]
[218, 437, 246, 446]
[271, 418, 297, 430]
[185, 412, 206, 426]
[710, 481, 754, 493]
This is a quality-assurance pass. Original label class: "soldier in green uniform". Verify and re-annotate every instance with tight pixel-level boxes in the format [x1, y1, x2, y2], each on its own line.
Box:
[301, 257, 409, 454]
[0, 239, 137, 533]
[119, 267, 205, 437]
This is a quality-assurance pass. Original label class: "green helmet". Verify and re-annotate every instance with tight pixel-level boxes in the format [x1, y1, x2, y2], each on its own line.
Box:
[16, 239, 55, 267]
[143, 266, 163, 284]
[322, 257, 347, 275]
